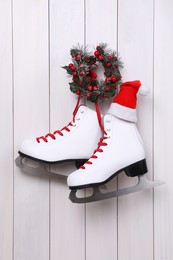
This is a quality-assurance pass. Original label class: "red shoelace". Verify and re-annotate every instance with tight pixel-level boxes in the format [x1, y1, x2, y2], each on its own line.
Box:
[36, 95, 106, 143]
[36, 122, 73, 143]
[80, 136, 108, 169]
[36, 95, 81, 143]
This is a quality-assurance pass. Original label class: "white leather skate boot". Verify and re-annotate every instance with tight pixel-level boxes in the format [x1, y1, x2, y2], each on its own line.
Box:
[68, 80, 147, 188]
[68, 112, 147, 189]
[68, 81, 163, 203]
[18, 104, 102, 165]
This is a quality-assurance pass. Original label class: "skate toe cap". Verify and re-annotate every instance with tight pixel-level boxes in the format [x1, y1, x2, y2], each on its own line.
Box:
[19, 139, 37, 156]
[67, 168, 100, 189]
[67, 169, 88, 188]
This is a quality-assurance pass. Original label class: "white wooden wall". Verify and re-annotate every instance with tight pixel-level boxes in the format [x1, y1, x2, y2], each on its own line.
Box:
[0, 0, 172, 259]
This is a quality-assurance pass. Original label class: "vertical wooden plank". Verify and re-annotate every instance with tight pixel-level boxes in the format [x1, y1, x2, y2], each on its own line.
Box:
[0, 1, 13, 260]
[118, 0, 154, 259]
[49, 1, 85, 260]
[154, 0, 173, 259]
[13, 1, 49, 260]
[85, 1, 118, 260]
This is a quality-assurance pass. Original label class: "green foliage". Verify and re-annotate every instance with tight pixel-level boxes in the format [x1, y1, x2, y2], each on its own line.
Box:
[62, 43, 123, 103]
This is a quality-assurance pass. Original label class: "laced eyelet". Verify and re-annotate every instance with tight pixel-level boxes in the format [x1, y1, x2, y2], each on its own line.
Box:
[80, 136, 108, 169]
[36, 122, 73, 143]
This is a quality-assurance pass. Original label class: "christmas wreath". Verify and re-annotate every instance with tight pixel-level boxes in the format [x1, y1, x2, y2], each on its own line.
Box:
[62, 43, 123, 103]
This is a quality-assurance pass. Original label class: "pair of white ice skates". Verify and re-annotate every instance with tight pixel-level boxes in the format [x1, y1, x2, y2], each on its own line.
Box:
[16, 81, 163, 203]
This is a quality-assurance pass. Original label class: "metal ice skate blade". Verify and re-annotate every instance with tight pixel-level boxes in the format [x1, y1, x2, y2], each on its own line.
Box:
[111, 174, 164, 197]
[69, 175, 165, 204]
[15, 156, 67, 180]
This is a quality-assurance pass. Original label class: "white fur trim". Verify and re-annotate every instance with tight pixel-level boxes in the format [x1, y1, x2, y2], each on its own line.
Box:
[107, 103, 137, 122]
[139, 85, 150, 96]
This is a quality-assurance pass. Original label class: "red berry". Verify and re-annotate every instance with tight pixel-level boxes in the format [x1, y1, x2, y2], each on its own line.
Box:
[68, 63, 74, 68]
[94, 51, 100, 57]
[98, 55, 103, 60]
[76, 54, 81, 61]
[93, 85, 98, 91]
[107, 55, 112, 60]
[72, 72, 77, 77]
[79, 64, 84, 68]
[114, 65, 119, 68]
[96, 46, 101, 51]
[87, 85, 92, 91]
[78, 81, 82, 86]
[69, 64, 76, 71]
[73, 76, 78, 83]
[89, 70, 97, 79]
[86, 92, 91, 98]
[105, 77, 111, 82]
[76, 90, 81, 95]
[105, 86, 110, 92]
[111, 76, 117, 82]
[106, 61, 111, 67]
[79, 71, 85, 76]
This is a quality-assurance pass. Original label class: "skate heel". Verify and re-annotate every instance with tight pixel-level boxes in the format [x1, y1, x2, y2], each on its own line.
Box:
[125, 159, 148, 177]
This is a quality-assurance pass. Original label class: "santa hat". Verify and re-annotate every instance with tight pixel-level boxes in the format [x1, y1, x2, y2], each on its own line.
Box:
[107, 80, 141, 122]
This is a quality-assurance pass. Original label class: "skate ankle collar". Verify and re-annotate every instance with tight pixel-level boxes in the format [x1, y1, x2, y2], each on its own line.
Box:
[107, 103, 137, 122]
[36, 105, 86, 144]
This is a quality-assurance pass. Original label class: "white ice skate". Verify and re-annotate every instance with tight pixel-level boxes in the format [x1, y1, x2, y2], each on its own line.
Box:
[68, 81, 164, 203]
[15, 104, 102, 179]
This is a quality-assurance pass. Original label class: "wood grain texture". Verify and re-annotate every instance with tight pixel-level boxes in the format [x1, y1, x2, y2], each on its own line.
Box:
[0, 0, 172, 259]
[49, 1, 85, 260]
[118, 0, 154, 259]
[154, 0, 173, 259]
[85, 1, 118, 260]
[13, 1, 50, 260]
[0, 1, 13, 260]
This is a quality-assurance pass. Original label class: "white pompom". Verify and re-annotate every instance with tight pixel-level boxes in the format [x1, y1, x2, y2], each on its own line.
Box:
[139, 85, 150, 96]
